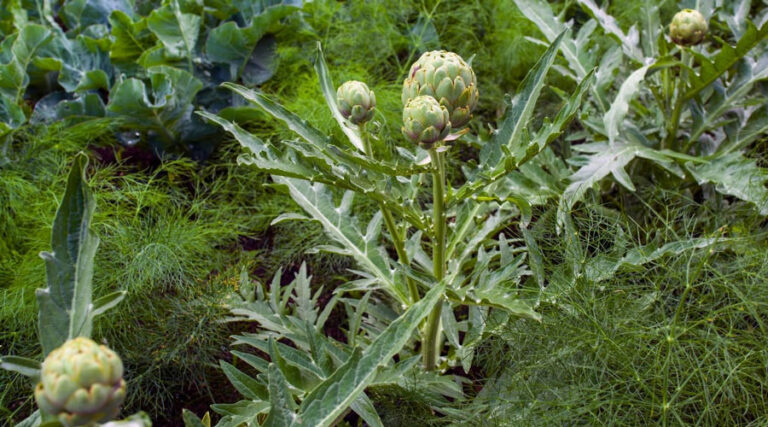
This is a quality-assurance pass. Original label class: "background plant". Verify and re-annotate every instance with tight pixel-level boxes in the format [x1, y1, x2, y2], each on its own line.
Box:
[192, 27, 598, 421]
[0, 0, 304, 159]
[512, 0, 768, 228]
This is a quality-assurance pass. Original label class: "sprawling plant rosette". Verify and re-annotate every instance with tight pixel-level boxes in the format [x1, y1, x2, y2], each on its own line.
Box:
[35, 337, 126, 426]
[196, 37, 594, 426]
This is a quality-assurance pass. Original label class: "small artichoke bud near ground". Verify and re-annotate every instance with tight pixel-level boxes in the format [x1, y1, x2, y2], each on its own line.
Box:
[402, 51, 479, 128]
[402, 95, 451, 148]
[35, 337, 126, 427]
[336, 80, 376, 125]
[670, 9, 708, 46]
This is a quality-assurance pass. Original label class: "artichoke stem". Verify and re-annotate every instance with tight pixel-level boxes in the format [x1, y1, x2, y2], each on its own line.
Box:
[664, 50, 691, 151]
[423, 148, 446, 371]
[361, 124, 419, 304]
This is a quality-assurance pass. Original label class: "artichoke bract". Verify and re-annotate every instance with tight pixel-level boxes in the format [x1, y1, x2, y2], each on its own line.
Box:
[336, 80, 376, 125]
[35, 337, 126, 427]
[670, 9, 708, 46]
[402, 51, 478, 128]
[402, 95, 451, 148]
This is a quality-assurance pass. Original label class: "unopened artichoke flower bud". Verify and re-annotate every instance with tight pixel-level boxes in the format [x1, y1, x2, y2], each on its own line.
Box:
[402, 95, 451, 148]
[336, 80, 376, 125]
[670, 9, 708, 46]
[402, 51, 478, 128]
[35, 337, 126, 427]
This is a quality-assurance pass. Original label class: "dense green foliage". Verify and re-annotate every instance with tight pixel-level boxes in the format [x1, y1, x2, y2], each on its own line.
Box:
[2, 0, 768, 426]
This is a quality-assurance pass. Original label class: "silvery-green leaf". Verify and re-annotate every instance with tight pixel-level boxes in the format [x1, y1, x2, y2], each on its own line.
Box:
[686, 152, 768, 215]
[585, 237, 722, 283]
[220, 360, 268, 401]
[480, 31, 566, 168]
[181, 409, 209, 427]
[37, 153, 98, 355]
[522, 227, 545, 289]
[576, 0, 643, 61]
[0, 355, 41, 377]
[603, 64, 650, 146]
[456, 69, 593, 202]
[272, 177, 404, 304]
[294, 282, 445, 427]
[350, 393, 384, 427]
[264, 363, 299, 427]
[557, 142, 673, 230]
[512, 0, 591, 80]
[686, 20, 768, 101]
[314, 42, 365, 152]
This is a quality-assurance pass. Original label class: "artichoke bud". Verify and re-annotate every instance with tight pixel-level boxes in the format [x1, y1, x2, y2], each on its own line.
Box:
[402, 51, 478, 128]
[669, 9, 708, 46]
[336, 80, 376, 125]
[402, 95, 451, 149]
[35, 337, 126, 427]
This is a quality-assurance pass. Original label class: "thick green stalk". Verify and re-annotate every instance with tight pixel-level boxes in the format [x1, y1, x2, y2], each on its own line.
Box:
[361, 125, 419, 304]
[423, 148, 446, 371]
[664, 51, 691, 151]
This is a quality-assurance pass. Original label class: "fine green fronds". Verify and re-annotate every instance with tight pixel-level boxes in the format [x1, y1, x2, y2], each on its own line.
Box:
[445, 194, 768, 425]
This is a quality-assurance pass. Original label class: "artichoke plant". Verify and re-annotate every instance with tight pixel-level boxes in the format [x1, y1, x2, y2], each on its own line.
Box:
[402, 50, 479, 128]
[336, 80, 376, 125]
[402, 95, 451, 148]
[35, 337, 126, 427]
[670, 9, 708, 46]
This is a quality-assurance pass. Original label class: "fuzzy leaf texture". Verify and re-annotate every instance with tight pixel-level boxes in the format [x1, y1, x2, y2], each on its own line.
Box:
[686, 20, 768, 101]
[35, 154, 98, 355]
[479, 31, 566, 168]
[576, 0, 643, 61]
[314, 42, 366, 152]
[271, 177, 406, 304]
[294, 282, 445, 427]
[685, 152, 768, 215]
[557, 142, 677, 230]
[513, 0, 593, 80]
